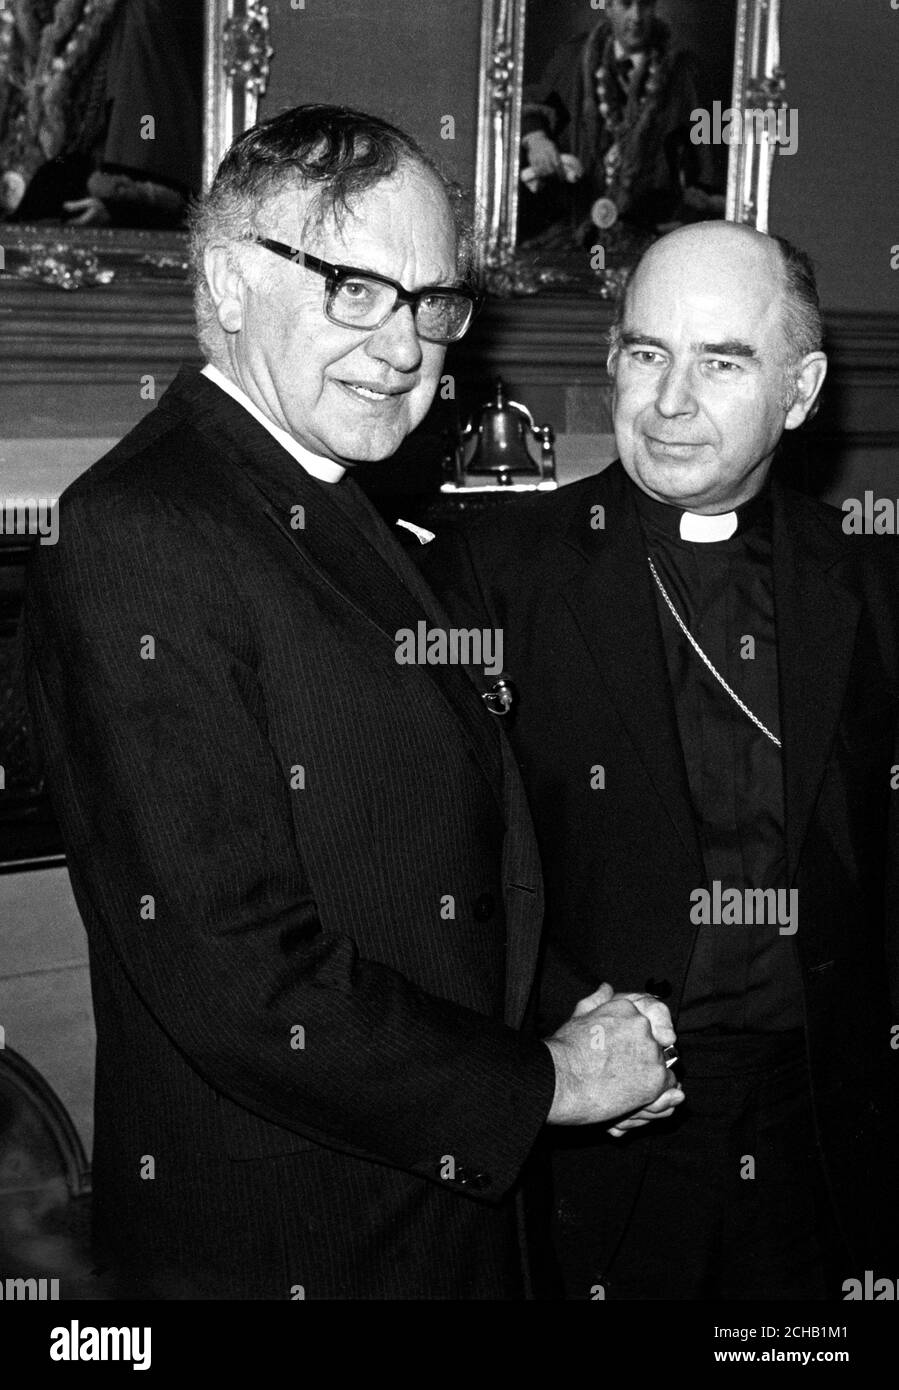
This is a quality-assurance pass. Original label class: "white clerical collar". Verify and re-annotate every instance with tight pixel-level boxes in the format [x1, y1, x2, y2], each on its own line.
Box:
[679, 510, 739, 542]
[201, 362, 345, 483]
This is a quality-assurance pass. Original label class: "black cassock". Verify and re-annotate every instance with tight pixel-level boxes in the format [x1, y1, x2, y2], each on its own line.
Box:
[633, 482, 805, 1032]
[590, 480, 841, 1300]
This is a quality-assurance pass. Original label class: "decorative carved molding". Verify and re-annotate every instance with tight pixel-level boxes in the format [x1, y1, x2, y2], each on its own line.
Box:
[205, 0, 273, 188]
[223, 3, 274, 97]
[726, 0, 785, 231]
[0, 278, 196, 385]
[1, 226, 192, 290]
[474, 0, 528, 291]
[7, 244, 115, 292]
[2, 272, 898, 403]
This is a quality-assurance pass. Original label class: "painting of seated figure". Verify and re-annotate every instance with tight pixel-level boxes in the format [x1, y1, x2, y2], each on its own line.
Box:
[0, 0, 203, 230]
[518, 0, 736, 269]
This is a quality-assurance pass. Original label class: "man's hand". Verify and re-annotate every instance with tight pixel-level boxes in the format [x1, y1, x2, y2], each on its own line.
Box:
[572, 985, 684, 1136]
[544, 983, 676, 1126]
[522, 130, 564, 179]
[63, 196, 111, 226]
[575, 987, 676, 1047]
[606, 1082, 685, 1138]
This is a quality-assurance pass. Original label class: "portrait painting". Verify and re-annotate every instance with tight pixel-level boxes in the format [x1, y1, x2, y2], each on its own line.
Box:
[0, 0, 204, 231]
[518, 0, 736, 267]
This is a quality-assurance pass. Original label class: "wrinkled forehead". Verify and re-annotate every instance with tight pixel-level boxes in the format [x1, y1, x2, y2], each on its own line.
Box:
[263, 164, 457, 265]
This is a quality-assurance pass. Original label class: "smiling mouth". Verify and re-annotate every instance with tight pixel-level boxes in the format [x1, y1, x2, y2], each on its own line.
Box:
[645, 436, 706, 453]
[337, 381, 410, 403]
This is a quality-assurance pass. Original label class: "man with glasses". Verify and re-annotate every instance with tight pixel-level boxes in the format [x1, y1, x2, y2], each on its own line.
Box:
[23, 104, 679, 1300]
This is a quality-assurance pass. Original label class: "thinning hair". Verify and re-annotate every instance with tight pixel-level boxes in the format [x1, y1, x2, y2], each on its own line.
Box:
[768, 234, 824, 360]
[608, 230, 824, 368]
[189, 103, 473, 361]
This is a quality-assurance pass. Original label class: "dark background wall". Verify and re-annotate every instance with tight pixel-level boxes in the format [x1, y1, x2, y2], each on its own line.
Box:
[258, 0, 481, 191]
[773, 0, 899, 314]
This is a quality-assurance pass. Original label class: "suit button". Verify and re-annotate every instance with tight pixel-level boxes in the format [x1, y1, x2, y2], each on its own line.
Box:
[456, 1167, 492, 1190]
[643, 978, 672, 999]
[473, 893, 495, 922]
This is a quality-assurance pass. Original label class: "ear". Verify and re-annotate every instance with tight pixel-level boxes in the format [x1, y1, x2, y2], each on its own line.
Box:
[784, 351, 827, 430]
[203, 243, 245, 334]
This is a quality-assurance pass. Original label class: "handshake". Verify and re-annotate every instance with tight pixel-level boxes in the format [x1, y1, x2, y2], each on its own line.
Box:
[543, 983, 684, 1137]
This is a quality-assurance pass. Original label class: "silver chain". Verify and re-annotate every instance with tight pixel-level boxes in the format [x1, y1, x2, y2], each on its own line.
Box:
[647, 555, 782, 750]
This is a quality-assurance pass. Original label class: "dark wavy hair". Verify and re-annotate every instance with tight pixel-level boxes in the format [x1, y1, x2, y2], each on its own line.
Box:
[190, 104, 472, 358]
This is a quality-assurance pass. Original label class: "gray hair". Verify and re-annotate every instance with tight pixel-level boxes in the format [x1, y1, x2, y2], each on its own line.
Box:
[189, 103, 475, 362]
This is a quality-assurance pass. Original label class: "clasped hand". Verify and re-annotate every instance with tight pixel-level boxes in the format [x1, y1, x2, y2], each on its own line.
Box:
[544, 982, 685, 1134]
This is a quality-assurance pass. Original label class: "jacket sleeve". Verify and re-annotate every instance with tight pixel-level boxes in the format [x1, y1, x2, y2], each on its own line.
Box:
[23, 486, 555, 1201]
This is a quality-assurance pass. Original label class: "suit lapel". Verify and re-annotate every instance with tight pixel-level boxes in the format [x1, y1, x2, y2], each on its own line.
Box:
[561, 464, 705, 873]
[498, 734, 544, 1028]
[563, 467, 862, 888]
[159, 368, 505, 809]
[773, 485, 861, 884]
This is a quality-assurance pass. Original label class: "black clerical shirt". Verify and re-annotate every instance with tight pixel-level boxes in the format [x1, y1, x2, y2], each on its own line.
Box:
[633, 480, 804, 1032]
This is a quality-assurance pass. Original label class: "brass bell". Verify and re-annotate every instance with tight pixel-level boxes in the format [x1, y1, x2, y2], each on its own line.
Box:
[443, 379, 557, 494]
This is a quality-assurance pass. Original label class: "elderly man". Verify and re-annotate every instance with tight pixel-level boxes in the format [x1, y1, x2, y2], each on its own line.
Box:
[424, 221, 899, 1299]
[23, 105, 678, 1300]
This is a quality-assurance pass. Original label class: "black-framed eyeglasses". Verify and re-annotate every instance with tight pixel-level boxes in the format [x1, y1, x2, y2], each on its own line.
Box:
[253, 237, 480, 344]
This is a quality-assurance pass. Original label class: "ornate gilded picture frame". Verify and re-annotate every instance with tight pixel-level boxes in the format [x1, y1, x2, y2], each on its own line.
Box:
[475, 0, 786, 295]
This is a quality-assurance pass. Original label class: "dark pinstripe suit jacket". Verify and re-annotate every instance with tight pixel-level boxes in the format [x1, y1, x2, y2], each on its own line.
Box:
[23, 367, 556, 1300]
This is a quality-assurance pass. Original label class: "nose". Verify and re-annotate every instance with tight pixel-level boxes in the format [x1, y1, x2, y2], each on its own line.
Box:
[654, 361, 698, 418]
[366, 302, 423, 374]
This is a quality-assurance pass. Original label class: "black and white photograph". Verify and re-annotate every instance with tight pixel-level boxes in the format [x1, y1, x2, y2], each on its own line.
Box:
[0, 0, 898, 1366]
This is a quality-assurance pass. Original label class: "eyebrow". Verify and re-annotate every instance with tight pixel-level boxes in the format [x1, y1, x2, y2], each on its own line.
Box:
[335, 259, 465, 292]
[699, 339, 759, 359]
[619, 331, 759, 359]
